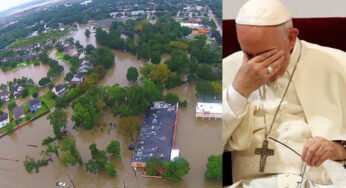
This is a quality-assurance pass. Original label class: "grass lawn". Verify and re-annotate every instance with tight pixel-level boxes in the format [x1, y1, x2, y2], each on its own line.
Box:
[0, 115, 27, 134]
[40, 93, 56, 108]
[0, 103, 49, 134]
[27, 86, 39, 96]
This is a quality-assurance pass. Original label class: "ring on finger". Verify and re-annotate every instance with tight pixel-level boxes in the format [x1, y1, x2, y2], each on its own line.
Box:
[266, 66, 273, 74]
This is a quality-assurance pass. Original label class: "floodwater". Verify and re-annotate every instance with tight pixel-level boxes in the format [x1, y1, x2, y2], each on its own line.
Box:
[73, 24, 97, 48]
[0, 64, 50, 85]
[0, 49, 70, 86]
[0, 24, 222, 188]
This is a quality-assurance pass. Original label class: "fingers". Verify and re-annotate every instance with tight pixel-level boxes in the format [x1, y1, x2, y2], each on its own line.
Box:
[311, 145, 325, 166]
[302, 140, 320, 166]
[315, 152, 329, 166]
[302, 137, 335, 167]
[251, 48, 278, 63]
[260, 50, 285, 68]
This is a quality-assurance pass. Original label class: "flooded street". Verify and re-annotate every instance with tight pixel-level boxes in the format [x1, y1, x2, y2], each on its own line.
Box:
[168, 83, 222, 188]
[0, 24, 222, 188]
[0, 65, 49, 85]
[99, 50, 146, 87]
[0, 49, 70, 86]
[73, 24, 97, 48]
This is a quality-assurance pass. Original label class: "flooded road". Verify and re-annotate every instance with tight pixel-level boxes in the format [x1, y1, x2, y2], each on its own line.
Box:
[73, 24, 97, 48]
[99, 50, 146, 87]
[0, 24, 222, 188]
[168, 83, 222, 188]
[0, 65, 49, 85]
[0, 49, 70, 86]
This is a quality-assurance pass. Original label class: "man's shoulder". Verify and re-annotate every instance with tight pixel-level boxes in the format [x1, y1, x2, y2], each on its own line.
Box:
[223, 51, 244, 66]
[303, 41, 346, 65]
[302, 41, 346, 75]
[222, 51, 243, 89]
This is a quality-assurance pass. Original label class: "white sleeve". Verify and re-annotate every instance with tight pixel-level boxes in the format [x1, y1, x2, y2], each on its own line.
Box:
[227, 85, 248, 117]
[223, 85, 253, 151]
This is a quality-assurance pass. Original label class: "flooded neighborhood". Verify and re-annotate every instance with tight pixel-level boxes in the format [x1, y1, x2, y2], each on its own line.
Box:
[0, 0, 222, 187]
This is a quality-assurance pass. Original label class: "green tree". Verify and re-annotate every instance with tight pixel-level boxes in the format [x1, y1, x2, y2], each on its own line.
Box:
[32, 92, 38, 98]
[85, 44, 95, 54]
[117, 116, 141, 141]
[23, 156, 49, 173]
[197, 64, 216, 81]
[150, 50, 161, 64]
[106, 140, 121, 158]
[24, 156, 38, 173]
[196, 80, 216, 99]
[85, 29, 91, 37]
[72, 102, 101, 129]
[42, 143, 60, 159]
[21, 88, 29, 98]
[140, 64, 155, 79]
[7, 101, 17, 111]
[164, 93, 179, 105]
[205, 155, 222, 180]
[104, 163, 116, 176]
[85, 143, 112, 175]
[90, 47, 115, 69]
[126, 67, 139, 82]
[85, 159, 99, 174]
[47, 108, 67, 139]
[60, 138, 82, 167]
[145, 157, 164, 176]
[95, 28, 109, 46]
[149, 64, 170, 87]
[162, 157, 190, 182]
[38, 77, 51, 87]
[165, 50, 189, 74]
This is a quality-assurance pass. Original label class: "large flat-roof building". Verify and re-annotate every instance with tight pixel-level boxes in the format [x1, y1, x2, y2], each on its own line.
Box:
[195, 102, 222, 120]
[131, 101, 179, 168]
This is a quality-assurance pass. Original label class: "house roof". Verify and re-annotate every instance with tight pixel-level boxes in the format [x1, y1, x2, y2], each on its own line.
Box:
[74, 72, 86, 79]
[28, 98, 41, 107]
[13, 106, 25, 118]
[54, 84, 67, 92]
[0, 113, 8, 122]
[0, 90, 9, 96]
[14, 84, 23, 92]
[81, 61, 93, 67]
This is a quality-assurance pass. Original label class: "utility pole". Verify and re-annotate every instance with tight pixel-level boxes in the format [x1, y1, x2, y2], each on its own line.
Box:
[133, 167, 139, 188]
[67, 174, 76, 188]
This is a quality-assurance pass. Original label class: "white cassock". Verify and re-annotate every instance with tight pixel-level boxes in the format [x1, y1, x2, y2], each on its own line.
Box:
[223, 39, 346, 188]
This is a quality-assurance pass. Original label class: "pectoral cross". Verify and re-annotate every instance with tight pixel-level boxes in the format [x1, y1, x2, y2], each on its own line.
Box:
[255, 139, 274, 172]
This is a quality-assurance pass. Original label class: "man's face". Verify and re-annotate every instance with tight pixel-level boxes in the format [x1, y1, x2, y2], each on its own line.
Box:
[236, 25, 293, 81]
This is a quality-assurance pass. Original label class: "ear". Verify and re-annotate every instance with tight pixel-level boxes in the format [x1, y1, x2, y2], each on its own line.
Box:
[288, 28, 299, 50]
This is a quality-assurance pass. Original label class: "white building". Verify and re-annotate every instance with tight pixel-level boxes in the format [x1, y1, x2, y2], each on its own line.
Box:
[180, 22, 203, 29]
[196, 102, 222, 120]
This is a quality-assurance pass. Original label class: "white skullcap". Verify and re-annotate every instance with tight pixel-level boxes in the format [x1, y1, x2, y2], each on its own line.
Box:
[236, 0, 291, 26]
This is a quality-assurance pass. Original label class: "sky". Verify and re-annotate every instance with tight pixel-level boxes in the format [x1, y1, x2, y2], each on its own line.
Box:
[0, 0, 36, 12]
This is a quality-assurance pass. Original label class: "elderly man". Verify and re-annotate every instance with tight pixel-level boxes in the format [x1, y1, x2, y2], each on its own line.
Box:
[223, 0, 346, 187]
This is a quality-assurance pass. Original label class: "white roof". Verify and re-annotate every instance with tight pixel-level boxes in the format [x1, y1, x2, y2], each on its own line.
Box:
[180, 23, 202, 28]
[170, 149, 180, 161]
[196, 102, 222, 114]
